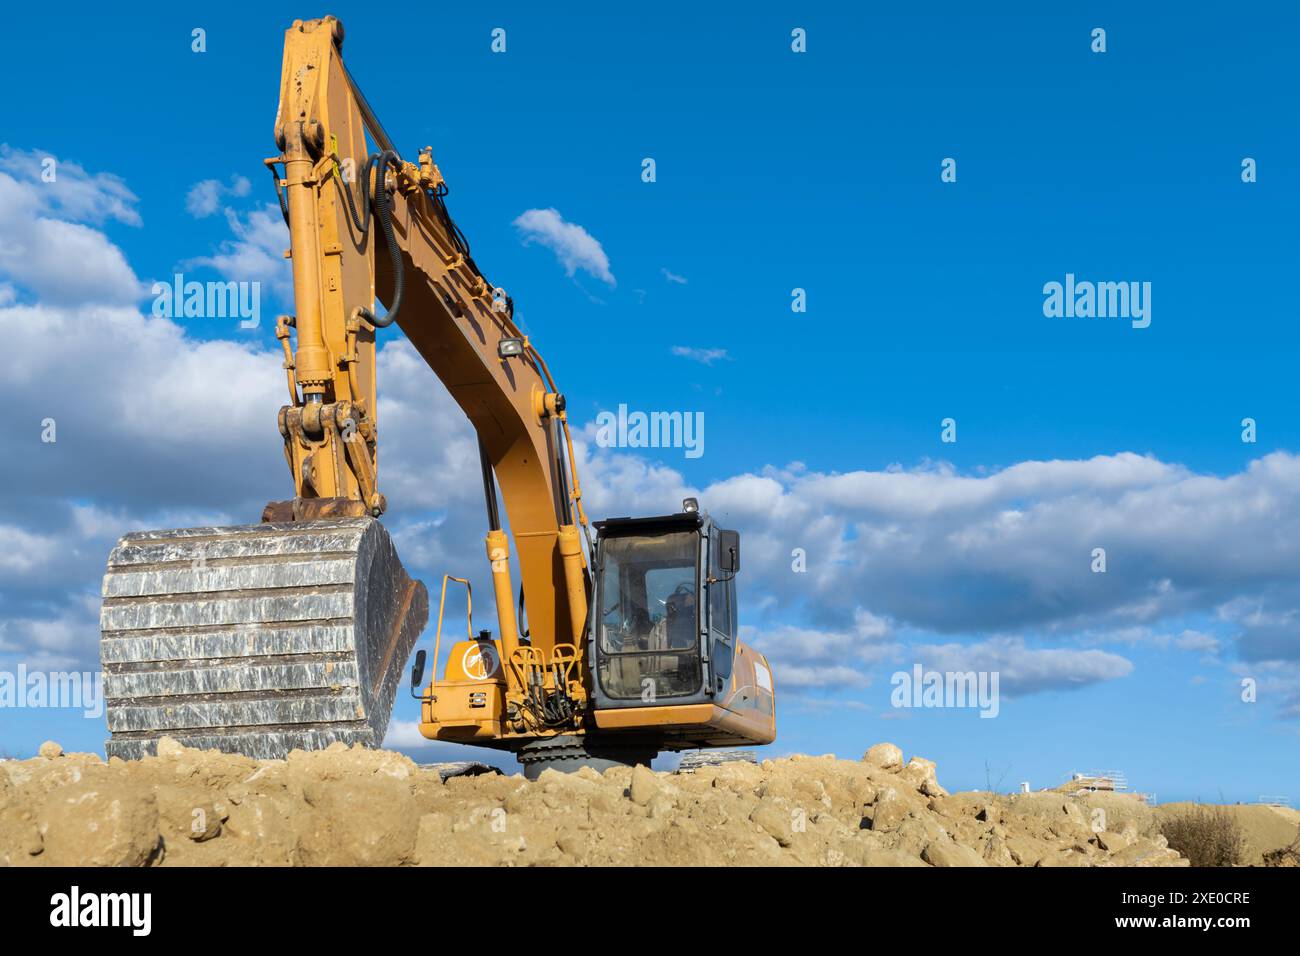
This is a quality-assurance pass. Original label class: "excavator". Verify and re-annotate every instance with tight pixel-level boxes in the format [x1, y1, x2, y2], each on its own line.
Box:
[98, 15, 776, 778]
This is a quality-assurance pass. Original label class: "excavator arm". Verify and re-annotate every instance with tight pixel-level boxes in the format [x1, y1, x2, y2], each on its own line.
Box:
[266, 16, 589, 664]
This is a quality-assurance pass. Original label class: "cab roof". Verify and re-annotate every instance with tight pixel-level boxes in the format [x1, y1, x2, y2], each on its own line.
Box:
[594, 512, 706, 535]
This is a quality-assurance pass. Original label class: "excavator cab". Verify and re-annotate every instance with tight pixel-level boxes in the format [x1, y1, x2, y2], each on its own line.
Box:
[588, 501, 776, 751]
[593, 511, 713, 702]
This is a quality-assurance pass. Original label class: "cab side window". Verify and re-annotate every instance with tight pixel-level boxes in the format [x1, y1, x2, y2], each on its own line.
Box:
[709, 533, 735, 680]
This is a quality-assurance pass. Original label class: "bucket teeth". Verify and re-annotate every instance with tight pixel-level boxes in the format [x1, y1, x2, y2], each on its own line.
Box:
[99, 517, 428, 761]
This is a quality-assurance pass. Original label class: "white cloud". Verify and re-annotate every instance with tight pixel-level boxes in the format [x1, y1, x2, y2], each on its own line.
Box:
[912, 637, 1134, 697]
[661, 268, 687, 284]
[0, 145, 141, 227]
[185, 174, 252, 218]
[1085, 625, 1221, 655]
[182, 203, 291, 298]
[565, 427, 1300, 705]
[512, 207, 614, 285]
[0, 172, 143, 306]
[0, 524, 62, 574]
[740, 610, 899, 690]
[671, 345, 728, 365]
[689, 452, 1300, 642]
[1175, 630, 1220, 653]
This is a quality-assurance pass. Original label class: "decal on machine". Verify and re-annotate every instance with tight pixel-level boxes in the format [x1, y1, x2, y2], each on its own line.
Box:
[462, 643, 500, 680]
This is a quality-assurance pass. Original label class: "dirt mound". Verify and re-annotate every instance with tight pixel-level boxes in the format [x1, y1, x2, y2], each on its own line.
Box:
[1156, 802, 1300, 866]
[0, 739, 1190, 866]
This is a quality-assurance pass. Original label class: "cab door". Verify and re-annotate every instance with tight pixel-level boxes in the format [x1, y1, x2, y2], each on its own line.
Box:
[706, 529, 737, 695]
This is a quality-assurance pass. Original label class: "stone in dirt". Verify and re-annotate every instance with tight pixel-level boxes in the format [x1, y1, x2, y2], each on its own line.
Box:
[862, 742, 904, 771]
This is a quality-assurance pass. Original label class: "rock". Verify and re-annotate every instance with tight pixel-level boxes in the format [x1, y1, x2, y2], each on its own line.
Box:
[1095, 830, 1131, 853]
[750, 801, 793, 847]
[982, 831, 1017, 866]
[223, 793, 302, 865]
[38, 783, 161, 866]
[1062, 801, 1088, 827]
[37, 741, 63, 759]
[862, 743, 904, 771]
[1108, 839, 1188, 867]
[893, 814, 952, 858]
[152, 785, 226, 847]
[1005, 834, 1052, 867]
[628, 765, 661, 806]
[922, 840, 988, 867]
[556, 830, 590, 862]
[155, 737, 185, 759]
[899, 757, 948, 797]
[298, 777, 419, 866]
[647, 793, 676, 820]
[0, 807, 44, 863]
[865, 788, 909, 831]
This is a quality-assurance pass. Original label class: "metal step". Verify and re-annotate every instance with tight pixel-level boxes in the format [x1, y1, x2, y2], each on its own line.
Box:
[100, 517, 428, 760]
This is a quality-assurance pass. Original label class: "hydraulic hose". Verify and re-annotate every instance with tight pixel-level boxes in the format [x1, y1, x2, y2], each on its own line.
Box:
[337, 154, 373, 237]
[356, 149, 403, 329]
[270, 164, 290, 225]
[284, 148, 405, 330]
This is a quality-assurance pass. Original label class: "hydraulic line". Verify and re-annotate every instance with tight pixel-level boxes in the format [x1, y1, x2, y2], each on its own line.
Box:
[478, 438, 502, 531]
[277, 146, 405, 330]
[353, 150, 404, 329]
[270, 164, 290, 225]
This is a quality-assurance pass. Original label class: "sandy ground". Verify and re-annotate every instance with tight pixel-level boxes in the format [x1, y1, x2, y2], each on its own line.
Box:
[1156, 802, 1300, 866]
[0, 739, 1231, 866]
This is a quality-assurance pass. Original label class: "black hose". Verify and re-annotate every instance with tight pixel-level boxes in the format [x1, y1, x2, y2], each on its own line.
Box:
[478, 438, 501, 531]
[270, 165, 290, 226]
[355, 150, 404, 329]
[272, 147, 409, 330]
[517, 582, 529, 641]
[337, 154, 374, 237]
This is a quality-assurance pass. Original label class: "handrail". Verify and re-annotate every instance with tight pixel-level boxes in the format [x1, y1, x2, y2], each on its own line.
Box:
[432, 575, 473, 685]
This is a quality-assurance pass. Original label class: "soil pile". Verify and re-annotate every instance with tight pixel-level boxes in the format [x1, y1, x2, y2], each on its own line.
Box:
[0, 739, 1191, 866]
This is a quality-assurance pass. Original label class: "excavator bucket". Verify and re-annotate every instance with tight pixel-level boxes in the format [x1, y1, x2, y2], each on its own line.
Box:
[99, 517, 428, 760]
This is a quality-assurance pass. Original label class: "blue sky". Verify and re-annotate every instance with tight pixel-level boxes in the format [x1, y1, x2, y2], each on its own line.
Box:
[2, 2, 1298, 802]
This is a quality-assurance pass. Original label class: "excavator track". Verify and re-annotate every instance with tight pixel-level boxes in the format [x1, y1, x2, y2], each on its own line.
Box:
[100, 517, 428, 760]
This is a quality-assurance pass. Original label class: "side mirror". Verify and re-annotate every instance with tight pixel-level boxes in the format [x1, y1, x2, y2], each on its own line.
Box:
[718, 529, 740, 573]
[409, 649, 427, 699]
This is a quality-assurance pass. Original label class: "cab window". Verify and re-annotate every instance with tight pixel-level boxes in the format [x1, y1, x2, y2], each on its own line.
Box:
[708, 532, 735, 680]
[596, 530, 702, 700]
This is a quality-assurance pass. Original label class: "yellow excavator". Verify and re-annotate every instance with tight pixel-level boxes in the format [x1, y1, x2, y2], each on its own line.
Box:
[98, 16, 776, 777]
